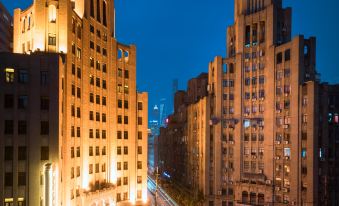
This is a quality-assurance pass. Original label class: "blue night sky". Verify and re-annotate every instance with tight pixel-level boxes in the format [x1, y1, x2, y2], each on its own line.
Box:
[2, 0, 339, 115]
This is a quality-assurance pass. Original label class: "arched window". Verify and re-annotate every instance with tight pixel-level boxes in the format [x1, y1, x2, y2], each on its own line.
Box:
[90, 0, 94, 17]
[103, 0, 107, 26]
[49, 5, 57, 23]
[96, 0, 101, 22]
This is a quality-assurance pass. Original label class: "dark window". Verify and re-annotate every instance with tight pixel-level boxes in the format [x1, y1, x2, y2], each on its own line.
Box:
[77, 68, 81, 79]
[90, 0, 94, 17]
[77, 87, 81, 98]
[124, 131, 128, 139]
[118, 100, 122, 108]
[138, 131, 142, 140]
[102, 113, 106, 122]
[5, 146, 13, 160]
[18, 95, 28, 109]
[96, 129, 100, 139]
[18, 70, 29, 83]
[18, 172, 26, 186]
[277, 52, 282, 64]
[40, 71, 48, 86]
[96, 146, 100, 156]
[124, 116, 128, 124]
[40, 96, 49, 110]
[96, 95, 100, 104]
[103, 48, 107, 56]
[77, 127, 80, 137]
[71, 105, 75, 116]
[90, 93, 94, 103]
[118, 115, 122, 124]
[252, 23, 258, 44]
[285, 49, 291, 61]
[96, 78, 100, 87]
[124, 146, 128, 155]
[102, 80, 106, 89]
[138, 102, 143, 110]
[124, 70, 129, 79]
[40, 121, 49, 135]
[138, 117, 142, 125]
[76, 147, 80, 157]
[18, 146, 26, 160]
[77, 25, 81, 39]
[117, 146, 121, 155]
[96, 112, 100, 121]
[4, 94, 14, 108]
[102, 130, 106, 139]
[103, 1, 107, 26]
[41, 146, 49, 160]
[18, 120, 27, 135]
[89, 111, 94, 120]
[89, 146, 93, 156]
[71, 126, 75, 137]
[90, 24, 94, 33]
[137, 161, 142, 169]
[138, 146, 142, 154]
[96, 0, 101, 22]
[102, 96, 106, 106]
[89, 129, 93, 138]
[76, 107, 81, 118]
[245, 25, 251, 46]
[124, 100, 128, 109]
[5, 172, 13, 186]
[4, 120, 14, 135]
[72, 85, 75, 96]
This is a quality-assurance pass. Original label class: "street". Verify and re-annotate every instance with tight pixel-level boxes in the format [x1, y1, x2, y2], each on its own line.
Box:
[147, 176, 179, 206]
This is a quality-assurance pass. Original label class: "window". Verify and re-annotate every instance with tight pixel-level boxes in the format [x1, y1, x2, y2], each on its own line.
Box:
[41, 146, 49, 160]
[124, 70, 129, 79]
[4, 120, 14, 134]
[124, 146, 128, 155]
[118, 100, 122, 108]
[96, 146, 100, 156]
[285, 49, 290, 61]
[245, 25, 251, 46]
[96, 129, 100, 138]
[117, 146, 121, 155]
[48, 34, 56, 46]
[5, 172, 13, 186]
[102, 146, 106, 155]
[117, 178, 121, 187]
[71, 147, 75, 158]
[76, 48, 81, 59]
[4, 94, 14, 108]
[102, 163, 106, 172]
[138, 102, 143, 110]
[77, 68, 81, 79]
[138, 117, 142, 125]
[76, 127, 80, 137]
[123, 162, 128, 170]
[71, 167, 75, 178]
[77, 24, 81, 39]
[18, 146, 26, 160]
[277, 52, 282, 64]
[118, 68, 122, 77]
[96, 112, 100, 121]
[90, 0, 94, 17]
[71, 126, 75, 137]
[72, 43, 75, 54]
[77, 166, 80, 177]
[41, 121, 49, 135]
[18, 172, 26, 186]
[102, 80, 106, 89]
[137, 176, 142, 184]
[137, 161, 142, 169]
[138, 146, 142, 154]
[18, 70, 28, 83]
[252, 23, 258, 44]
[40, 96, 49, 110]
[89, 111, 94, 120]
[49, 5, 57, 22]
[124, 116, 128, 124]
[18, 95, 28, 109]
[77, 87, 81, 98]
[117, 115, 122, 124]
[138, 131, 142, 140]
[76, 147, 80, 157]
[123, 177, 128, 185]
[89, 164, 93, 174]
[103, 1, 107, 26]
[40, 71, 48, 86]
[5, 68, 14, 83]
[18, 120, 27, 135]
[5, 146, 13, 160]
[123, 131, 128, 139]
[96, 77, 100, 87]
[96, 0, 101, 22]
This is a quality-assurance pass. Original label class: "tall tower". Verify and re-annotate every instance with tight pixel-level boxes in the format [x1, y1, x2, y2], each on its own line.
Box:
[6, 0, 148, 206]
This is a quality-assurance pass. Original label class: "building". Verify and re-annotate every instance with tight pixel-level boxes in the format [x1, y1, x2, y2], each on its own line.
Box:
[159, 0, 339, 205]
[318, 83, 339, 205]
[0, 2, 13, 52]
[1, 0, 148, 205]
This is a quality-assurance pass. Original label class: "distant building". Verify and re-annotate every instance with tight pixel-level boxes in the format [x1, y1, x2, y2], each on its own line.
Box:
[158, 0, 339, 205]
[0, 0, 148, 205]
[0, 2, 13, 52]
[159, 98, 168, 127]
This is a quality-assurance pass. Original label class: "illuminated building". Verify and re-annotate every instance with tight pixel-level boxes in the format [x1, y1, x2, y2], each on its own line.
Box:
[0, 1, 12, 52]
[159, 0, 339, 205]
[1, 0, 148, 205]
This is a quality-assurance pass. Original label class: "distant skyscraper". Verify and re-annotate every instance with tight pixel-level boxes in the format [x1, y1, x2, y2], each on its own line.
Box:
[159, 98, 168, 127]
[172, 79, 179, 113]
[0, 2, 13, 52]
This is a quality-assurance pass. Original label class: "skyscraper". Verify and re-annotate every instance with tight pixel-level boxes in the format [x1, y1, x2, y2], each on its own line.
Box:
[158, 0, 338, 205]
[1, 0, 148, 205]
[0, 1, 13, 52]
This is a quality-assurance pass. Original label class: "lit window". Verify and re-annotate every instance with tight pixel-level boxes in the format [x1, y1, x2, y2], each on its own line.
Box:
[5, 68, 15, 83]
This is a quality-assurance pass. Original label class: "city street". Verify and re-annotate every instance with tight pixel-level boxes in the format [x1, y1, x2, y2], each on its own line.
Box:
[147, 176, 178, 206]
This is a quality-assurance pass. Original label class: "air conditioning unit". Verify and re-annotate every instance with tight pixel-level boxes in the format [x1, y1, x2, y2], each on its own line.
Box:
[283, 124, 289, 129]
[230, 141, 234, 145]
[229, 181, 233, 184]
[252, 155, 257, 159]
[217, 190, 222, 195]
[275, 156, 280, 160]
[284, 141, 289, 144]
[259, 169, 263, 174]
[276, 141, 281, 145]
[283, 188, 290, 193]
[276, 109, 281, 113]
[275, 186, 281, 191]
[266, 180, 272, 185]
[285, 156, 290, 160]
